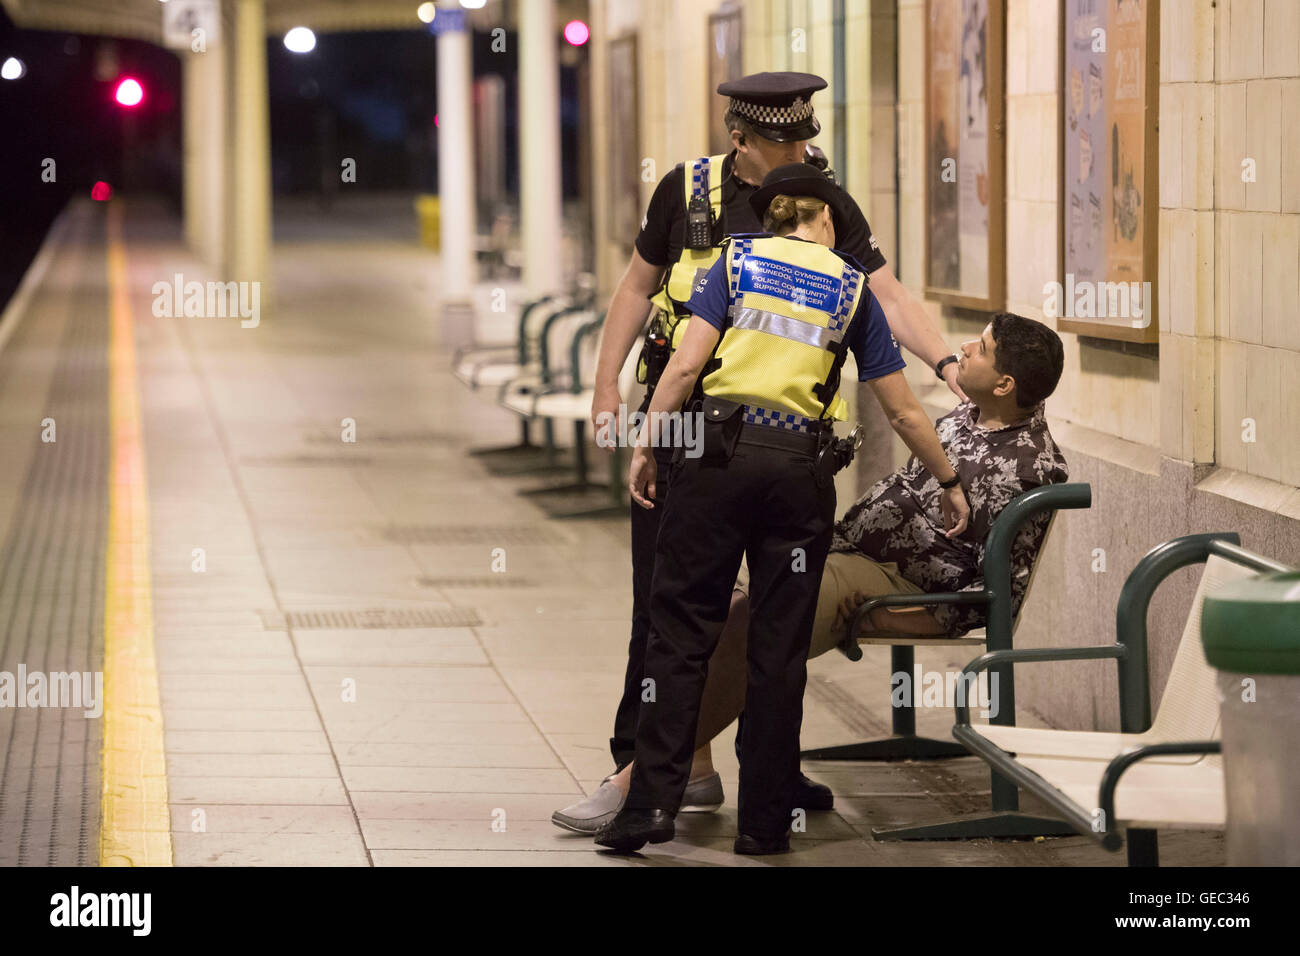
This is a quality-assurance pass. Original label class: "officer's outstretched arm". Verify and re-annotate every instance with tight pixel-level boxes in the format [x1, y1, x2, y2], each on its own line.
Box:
[592, 251, 667, 441]
[644, 316, 719, 423]
[627, 317, 720, 510]
[867, 370, 971, 537]
[866, 265, 969, 403]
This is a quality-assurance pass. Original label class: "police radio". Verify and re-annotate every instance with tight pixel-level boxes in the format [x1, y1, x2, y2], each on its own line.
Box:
[637, 317, 672, 389]
[685, 195, 714, 250]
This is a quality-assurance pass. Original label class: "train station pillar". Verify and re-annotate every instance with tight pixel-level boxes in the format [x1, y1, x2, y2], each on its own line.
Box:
[519, 0, 564, 298]
[435, 4, 477, 333]
[182, 44, 228, 272]
[231, 0, 272, 293]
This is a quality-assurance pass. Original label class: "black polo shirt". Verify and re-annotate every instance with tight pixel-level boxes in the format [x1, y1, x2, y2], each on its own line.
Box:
[633, 151, 888, 277]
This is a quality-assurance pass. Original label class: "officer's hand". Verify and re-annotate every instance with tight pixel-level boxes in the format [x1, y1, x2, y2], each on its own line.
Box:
[629, 447, 657, 510]
[591, 383, 622, 452]
[940, 485, 971, 538]
[941, 361, 970, 403]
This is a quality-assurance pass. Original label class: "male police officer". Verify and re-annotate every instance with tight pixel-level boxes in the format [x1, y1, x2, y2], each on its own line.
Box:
[556, 71, 966, 833]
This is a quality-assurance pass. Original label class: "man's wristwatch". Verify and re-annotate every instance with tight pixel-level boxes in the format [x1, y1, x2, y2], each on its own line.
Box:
[938, 472, 962, 489]
[935, 355, 958, 379]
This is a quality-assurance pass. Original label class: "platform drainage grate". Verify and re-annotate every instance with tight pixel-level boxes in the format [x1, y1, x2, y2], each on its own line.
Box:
[241, 453, 375, 467]
[378, 524, 567, 545]
[260, 607, 482, 630]
[305, 428, 458, 445]
[417, 575, 536, 589]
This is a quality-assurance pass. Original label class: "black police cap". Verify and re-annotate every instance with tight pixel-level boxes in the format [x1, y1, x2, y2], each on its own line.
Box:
[717, 71, 826, 143]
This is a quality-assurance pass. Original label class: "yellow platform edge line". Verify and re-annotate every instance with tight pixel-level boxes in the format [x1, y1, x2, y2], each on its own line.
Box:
[100, 201, 173, 867]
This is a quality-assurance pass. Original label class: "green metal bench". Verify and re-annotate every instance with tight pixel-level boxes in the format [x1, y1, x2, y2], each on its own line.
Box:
[951, 533, 1293, 865]
[801, 481, 1094, 841]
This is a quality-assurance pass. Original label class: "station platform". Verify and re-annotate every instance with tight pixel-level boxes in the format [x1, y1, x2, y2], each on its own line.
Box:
[0, 195, 1225, 867]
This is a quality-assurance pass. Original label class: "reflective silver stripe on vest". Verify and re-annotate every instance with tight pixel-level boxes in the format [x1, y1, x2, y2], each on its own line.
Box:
[727, 306, 844, 351]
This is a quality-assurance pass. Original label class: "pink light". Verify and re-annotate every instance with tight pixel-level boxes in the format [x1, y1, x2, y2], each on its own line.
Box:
[114, 77, 144, 107]
[91, 181, 112, 201]
[434, 113, 439, 128]
[563, 20, 589, 46]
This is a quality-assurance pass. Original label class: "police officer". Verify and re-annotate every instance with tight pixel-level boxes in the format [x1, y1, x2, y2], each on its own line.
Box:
[594, 164, 970, 854]
[560, 71, 965, 834]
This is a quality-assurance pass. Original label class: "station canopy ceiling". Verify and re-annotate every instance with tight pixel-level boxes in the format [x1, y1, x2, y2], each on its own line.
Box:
[1, 1, 589, 43]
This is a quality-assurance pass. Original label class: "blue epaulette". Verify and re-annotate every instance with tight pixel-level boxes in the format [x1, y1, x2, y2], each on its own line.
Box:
[729, 232, 772, 240]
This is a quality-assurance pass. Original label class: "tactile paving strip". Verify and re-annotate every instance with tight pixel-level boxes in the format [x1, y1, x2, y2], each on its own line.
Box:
[0, 222, 106, 866]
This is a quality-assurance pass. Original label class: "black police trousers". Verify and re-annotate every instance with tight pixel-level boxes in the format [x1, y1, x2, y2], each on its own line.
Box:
[624, 439, 836, 839]
[610, 448, 674, 770]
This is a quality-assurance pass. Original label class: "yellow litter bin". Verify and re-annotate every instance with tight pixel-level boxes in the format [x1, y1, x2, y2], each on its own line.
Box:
[415, 194, 440, 251]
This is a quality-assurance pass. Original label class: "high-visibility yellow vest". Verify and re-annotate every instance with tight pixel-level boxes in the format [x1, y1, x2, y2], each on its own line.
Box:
[648, 154, 729, 350]
[703, 234, 866, 430]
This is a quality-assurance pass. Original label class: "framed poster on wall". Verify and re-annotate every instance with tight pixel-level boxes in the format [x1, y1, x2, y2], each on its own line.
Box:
[708, 7, 744, 156]
[924, 0, 1006, 312]
[1058, 0, 1159, 343]
[607, 34, 641, 246]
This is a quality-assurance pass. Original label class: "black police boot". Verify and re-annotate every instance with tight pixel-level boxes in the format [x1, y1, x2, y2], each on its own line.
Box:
[594, 808, 675, 853]
[795, 773, 834, 812]
[734, 832, 791, 855]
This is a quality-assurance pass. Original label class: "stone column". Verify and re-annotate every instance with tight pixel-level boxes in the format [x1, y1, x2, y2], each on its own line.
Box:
[436, 4, 478, 323]
[182, 44, 228, 271]
[519, 0, 564, 296]
[231, 0, 271, 291]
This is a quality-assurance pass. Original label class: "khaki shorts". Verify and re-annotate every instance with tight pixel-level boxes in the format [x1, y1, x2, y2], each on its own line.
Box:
[734, 551, 926, 659]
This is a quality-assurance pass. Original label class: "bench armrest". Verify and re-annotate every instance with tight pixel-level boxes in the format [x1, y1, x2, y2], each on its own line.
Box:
[516, 295, 554, 365]
[1096, 740, 1221, 851]
[837, 591, 987, 660]
[953, 645, 1128, 726]
[567, 314, 606, 395]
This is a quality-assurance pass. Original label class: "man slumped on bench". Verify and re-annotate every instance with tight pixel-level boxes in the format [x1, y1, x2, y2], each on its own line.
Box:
[554, 312, 1069, 832]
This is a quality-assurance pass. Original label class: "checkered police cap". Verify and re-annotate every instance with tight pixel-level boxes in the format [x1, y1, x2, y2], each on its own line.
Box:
[718, 72, 826, 142]
[728, 95, 815, 127]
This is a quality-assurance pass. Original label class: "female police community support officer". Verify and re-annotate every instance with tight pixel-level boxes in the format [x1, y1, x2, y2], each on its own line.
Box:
[574, 73, 968, 833]
[594, 164, 972, 855]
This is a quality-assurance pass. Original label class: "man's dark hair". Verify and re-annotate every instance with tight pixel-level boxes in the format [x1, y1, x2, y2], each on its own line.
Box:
[990, 312, 1064, 408]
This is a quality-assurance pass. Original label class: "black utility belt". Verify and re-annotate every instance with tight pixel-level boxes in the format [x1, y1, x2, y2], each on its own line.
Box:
[695, 395, 865, 489]
[736, 422, 823, 455]
[699, 395, 826, 458]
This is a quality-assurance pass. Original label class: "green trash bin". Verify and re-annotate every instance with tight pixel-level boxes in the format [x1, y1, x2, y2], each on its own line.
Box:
[1202, 571, 1300, 866]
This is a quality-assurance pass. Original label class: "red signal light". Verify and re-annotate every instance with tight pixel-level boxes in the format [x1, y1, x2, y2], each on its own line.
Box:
[114, 77, 144, 107]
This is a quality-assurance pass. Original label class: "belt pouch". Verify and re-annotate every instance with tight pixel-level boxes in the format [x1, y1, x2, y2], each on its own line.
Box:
[700, 395, 744, 462]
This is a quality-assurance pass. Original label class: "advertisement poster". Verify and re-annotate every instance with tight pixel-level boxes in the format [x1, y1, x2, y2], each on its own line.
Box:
[926, 0, 1003, 310]
[1060, 0, 1157, 340]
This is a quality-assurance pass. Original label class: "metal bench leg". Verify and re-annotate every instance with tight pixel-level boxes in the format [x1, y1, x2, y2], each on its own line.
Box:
[471, 420, 576, 476]
[870, 655, 1075, 841]
[528, 423, 627, 520]
[1126, 829, 1158, 867]
[801, 646, 972, 761]
[469, 419, 537, 456]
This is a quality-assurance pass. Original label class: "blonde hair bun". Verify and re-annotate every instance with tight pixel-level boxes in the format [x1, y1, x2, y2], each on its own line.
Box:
[762, 193, 828, 235]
